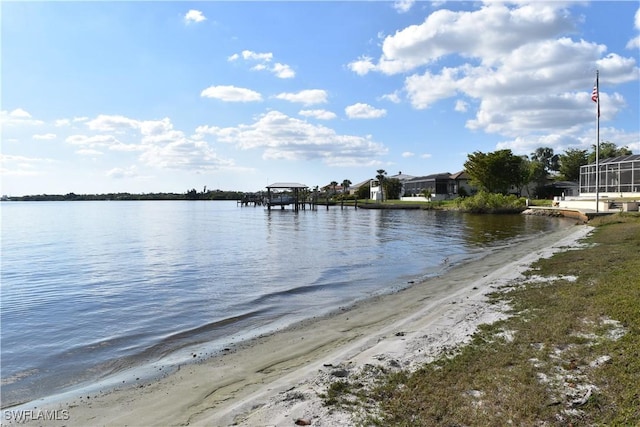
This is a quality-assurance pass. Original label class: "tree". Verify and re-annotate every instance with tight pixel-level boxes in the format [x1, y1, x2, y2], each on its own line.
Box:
[356, 182, 370, 200]
[375, 169, 387, 201]
[330, 181, 338, 196]
[464, 150, 524, 195]
[341, 179, 352, 195]
[186, 188, 199, 200]
[558, 148, 588, 181]
[526, 159, 549, 198]
[587, 141, 632, 163]
[383, 178, 403, 200]
[530, 147, 559, 173]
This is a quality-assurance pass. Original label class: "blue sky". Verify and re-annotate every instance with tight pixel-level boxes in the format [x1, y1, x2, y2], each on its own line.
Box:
[1, 1, 639, 196]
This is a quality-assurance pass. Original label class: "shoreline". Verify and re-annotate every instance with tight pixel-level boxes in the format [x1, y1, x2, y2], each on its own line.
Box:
[2, 223, 593, 427]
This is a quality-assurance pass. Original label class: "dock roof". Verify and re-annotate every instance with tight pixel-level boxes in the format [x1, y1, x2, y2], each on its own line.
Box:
[266, 182, 308, 189]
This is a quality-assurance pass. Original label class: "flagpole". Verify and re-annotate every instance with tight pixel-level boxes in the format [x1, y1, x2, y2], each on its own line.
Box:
[595, 70, 600, 213]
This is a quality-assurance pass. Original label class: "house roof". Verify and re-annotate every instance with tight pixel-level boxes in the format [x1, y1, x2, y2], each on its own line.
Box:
[387, 173, 416, 181]
[350, 179, 372, 189]
[594, 154, 640, 165]
[406, 172, 451, 182]
[449, 170, 469, 180]
[547, 181, 579, 188]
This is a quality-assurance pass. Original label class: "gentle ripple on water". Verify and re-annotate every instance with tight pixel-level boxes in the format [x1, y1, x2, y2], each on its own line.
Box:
[0, 200, 572, 406]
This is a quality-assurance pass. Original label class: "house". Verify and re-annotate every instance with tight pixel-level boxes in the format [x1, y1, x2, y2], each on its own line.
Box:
[348, 179, 373, 196]
[542, 181, 580, 198]
[578, 154, 640, 197]
[369, 172, 415, 200]
[558, 154, 640, 212]
[401, 171, 474, 201]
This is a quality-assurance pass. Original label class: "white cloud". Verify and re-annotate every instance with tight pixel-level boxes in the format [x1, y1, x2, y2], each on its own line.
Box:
[76, 149, 104, 156]
[298, 109, 337, 120]
[393, 0, 415, 14]
[347, 2, 640, 141]
[228, 50, 295, 79]
[66, 134, 122, 147]
[56, 117, 88, 127]
[357, 2, 577, 76]
[0, 154, 53, 176]
[33, 133, 57, 140]
[345, 103, 387, 119]
[0, 108, 44, 126]
[347, 56, 376, 76]
[272, 63, 295, 79]
[107, 166, 137, 178]
[405, 68, 460, 109]
[596, 53, 640, 84]
[420, 153, 433, 159]
[74, 114, 238, 173]
[200, 85, 262, 102]
[139, 139, 235, 171]
[454, 100, 469, 112]
[401, 151, 415, 158]
[184, 9, 206, 24]
[8, 108, 31, 119]
[380, 91, 401, 103]
[466, 90, 626, 138]
[275, 89, 328, 105]
[193, 110, 387, 167]
[87, 114, 139, 132]
[239, 50, 273, 62]
[626, 4, 639, 48]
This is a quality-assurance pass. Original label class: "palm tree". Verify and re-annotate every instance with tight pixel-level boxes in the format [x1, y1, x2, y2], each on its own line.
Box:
[342, 179, 352, 196]
[375, 169, 387, 201]
[330, 181, 338, 196]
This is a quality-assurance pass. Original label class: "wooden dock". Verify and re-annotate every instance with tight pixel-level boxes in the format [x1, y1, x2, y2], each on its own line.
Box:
[240, 183, 361, 211]
[237, 193, 264, 207]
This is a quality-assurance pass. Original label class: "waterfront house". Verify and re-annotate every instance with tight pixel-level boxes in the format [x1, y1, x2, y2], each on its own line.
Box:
[578, 154, 640, 197]
[401, 171, 474, 201]
[558, 154, 640, 212]
[369, 172, 415, 200]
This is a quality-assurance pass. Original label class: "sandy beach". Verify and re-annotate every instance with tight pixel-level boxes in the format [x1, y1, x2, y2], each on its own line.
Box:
[3, 223, 593, 427]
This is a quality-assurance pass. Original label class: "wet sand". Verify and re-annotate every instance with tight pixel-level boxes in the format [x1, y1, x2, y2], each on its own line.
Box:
[3, 223, 592, 427]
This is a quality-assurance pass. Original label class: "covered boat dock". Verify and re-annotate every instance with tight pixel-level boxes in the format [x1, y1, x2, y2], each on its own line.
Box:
[266, 182, 310, 211]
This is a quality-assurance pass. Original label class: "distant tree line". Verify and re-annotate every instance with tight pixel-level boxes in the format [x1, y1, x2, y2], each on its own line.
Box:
[6, 189, 245, 202]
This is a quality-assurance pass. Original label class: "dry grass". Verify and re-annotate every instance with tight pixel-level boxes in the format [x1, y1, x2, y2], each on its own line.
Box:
[323, 213, 640, 426]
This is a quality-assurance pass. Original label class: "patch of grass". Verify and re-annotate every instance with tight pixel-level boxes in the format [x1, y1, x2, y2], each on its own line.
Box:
[337, 213, 640, 426]
[529, 199, 554, 207]
[322, 380, 352, 407]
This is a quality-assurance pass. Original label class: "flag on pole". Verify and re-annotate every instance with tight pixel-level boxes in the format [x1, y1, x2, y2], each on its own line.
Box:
[592, 82, 600, 117]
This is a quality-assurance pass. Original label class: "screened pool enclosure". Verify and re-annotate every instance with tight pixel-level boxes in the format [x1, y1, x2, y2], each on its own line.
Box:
[579, 155, 640, 197]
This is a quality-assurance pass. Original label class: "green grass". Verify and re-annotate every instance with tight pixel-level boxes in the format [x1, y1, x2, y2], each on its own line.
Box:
[528, 198, 554, 207]
[322, 213, 640, 426]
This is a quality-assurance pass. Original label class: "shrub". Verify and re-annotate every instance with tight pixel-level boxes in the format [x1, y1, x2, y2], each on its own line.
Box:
[455, 191, 526, 213]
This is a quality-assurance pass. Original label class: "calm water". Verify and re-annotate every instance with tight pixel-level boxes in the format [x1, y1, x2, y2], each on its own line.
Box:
[0, 201, 571, 406]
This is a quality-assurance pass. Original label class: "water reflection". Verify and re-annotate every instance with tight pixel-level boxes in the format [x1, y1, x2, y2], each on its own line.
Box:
[461, 213, 565, 246]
